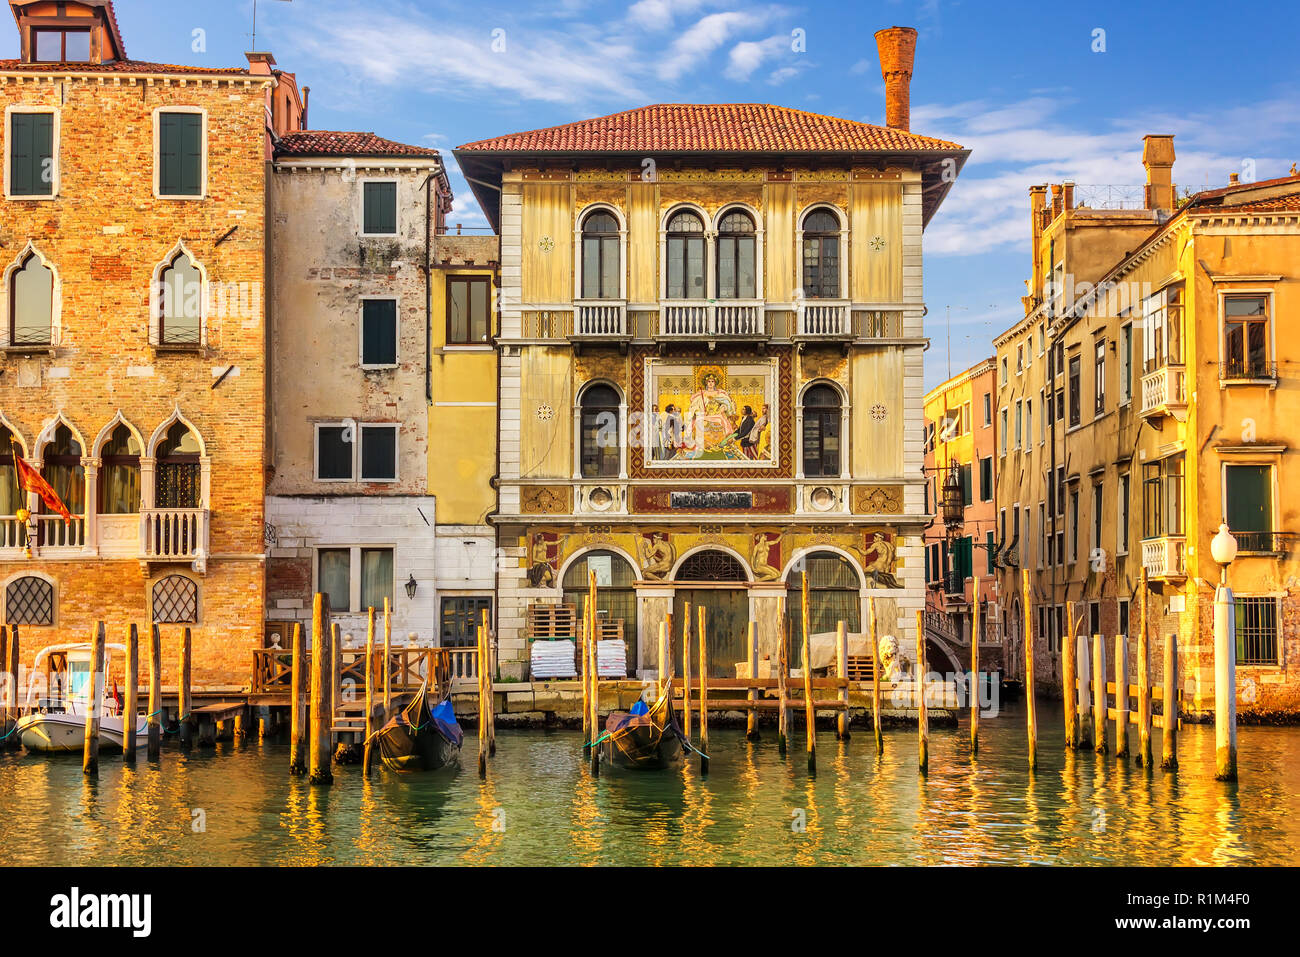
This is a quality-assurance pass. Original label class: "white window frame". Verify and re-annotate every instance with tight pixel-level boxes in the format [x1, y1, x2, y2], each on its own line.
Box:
[1117, 471, 1130, 556]
[312, 544, 396, 616]
[358, 423, 400, 483]
[312, 421, 399, 485]
[359, 177, 400, 238]
[574, 202, 628, 303]
[999, 407, 1008, 456]
[1217, 286, 1276, 383]
[1119, 322, 1133, 406]
[152, 106, 208, 201]
[795, 204, 849, 302]
[314, 421, 356, 483]
[4, 105, 60, 201]
[359, 295, 400, 369]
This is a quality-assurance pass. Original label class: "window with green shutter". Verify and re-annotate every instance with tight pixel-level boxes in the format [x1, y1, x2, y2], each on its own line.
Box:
[363, 182, 398, 234]
[157, 112, 203, 197]
[9, 112, 54, 197]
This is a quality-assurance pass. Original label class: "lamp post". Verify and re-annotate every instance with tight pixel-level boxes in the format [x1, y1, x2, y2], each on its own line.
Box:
[1210, 523, 1237, 781]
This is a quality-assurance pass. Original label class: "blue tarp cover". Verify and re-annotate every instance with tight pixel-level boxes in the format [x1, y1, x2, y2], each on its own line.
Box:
[431, 698, 464, 748]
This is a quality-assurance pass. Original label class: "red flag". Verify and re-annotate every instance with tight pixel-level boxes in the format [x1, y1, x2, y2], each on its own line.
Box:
[11, 441, 72, 524]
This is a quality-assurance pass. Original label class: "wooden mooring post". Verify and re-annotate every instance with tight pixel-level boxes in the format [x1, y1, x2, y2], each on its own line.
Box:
[970, 580, 980, 756]
[0, 625, 8, 741]
[869, 596, 882, 754]
[581, 595, 592, 760]
[681, 601, 692, 740]
[1114, 634, 1130, 758]
[148, 625, 161, 761]
[1063, 600, 1078, 750]
[658, 620, 669, 698]
[586, 573, 598, 777]
[362, 607, 376, 778]
[4, 624, 18, 752]
[382, 597, 392, 713]
[1022, 570, 1036, 772]
[745, 621, 759, 742]
[915, 609, 928, 775]
[777, 598, 789, 757]
[178, 627, 193, 749]
[800, 573, 816, 774]
[83, 622, 106, 777]
[836, 620, 849, 741]
[1136, 578, 1153, 768]
[289, 621, 306, 776]
[1161, 632, 1179, 771]
[487, 607, 497, 758]
[123, 624, 139, 762]
[309, 594, 333, 785]
[698, 604, 709, 775]
[1075, 628, 1091, 750]
[1092, 634, 1107, 754]
[478, 620, 489, 779]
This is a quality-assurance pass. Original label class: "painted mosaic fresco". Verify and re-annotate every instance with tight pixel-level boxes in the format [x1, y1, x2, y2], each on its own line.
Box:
[645, 361, 777, 465]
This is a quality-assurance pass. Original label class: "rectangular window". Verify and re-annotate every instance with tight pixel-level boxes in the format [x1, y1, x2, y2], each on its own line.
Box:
[1025, 400, 1032, 451]
[8, 111, 54, 197]
[1024, 507, 1032, 568]
[1016, 344, 1024, 374]
[1225, 465, 1273, 551]
[986, 531, 995, 574]
[447, 276, 491, 344]
[359, 424, 398, 482]
[363, 181, 398, 235]
[983, 393, 992, 427]
[360, 548, 394, 613]
[1039, 390, 1046, 443]
[1118, 473, 1130, 554]
[1000, 357, 1008, 384]
[315, 425, 353, 481]
[1092, 482, 1103, 553]
[1236, 597, 1279, 666]
[318, 548, 350, 616]
[1068, 354, 1081, 426]
[1000, 408, 1008, 455]
[34, 28, 91, 63]
[1118, 599, 1129, 640]
[1094, 337, 1106, 415]
[361, 299, 398, 366]
[959, 462, 973, 506]
[441, 596, 492, 648]
[1119, 323, 1133, 404]
[1069, 489, 1079, 561]
[979, 456, 993, 502]
[157, 111, 203, 197]
[1014, 401, 1022, 449]
[1222, 295, 1271, 379]
[1056, 387, 1065, 422]
[1089, 601, 1101, 639]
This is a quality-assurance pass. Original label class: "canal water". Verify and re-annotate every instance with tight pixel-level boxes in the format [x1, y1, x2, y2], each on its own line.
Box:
[1, 703, 1297, 866]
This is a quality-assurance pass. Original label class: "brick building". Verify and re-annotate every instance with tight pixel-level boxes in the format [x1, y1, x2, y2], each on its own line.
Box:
[0, 1, 302, 688]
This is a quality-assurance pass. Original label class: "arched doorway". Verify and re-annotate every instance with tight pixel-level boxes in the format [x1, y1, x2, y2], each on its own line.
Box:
[673, 549, 749, 679]
[785, 550, 862, 637]
[563, 549, 638, 675]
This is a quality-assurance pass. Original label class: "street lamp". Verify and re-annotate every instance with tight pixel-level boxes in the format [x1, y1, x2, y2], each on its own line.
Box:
[404, 574, 418, 600]
[1210, 522, 1237, 780]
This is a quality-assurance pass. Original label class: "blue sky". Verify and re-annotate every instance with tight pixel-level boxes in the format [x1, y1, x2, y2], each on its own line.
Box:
[19, 0, 1297, 388]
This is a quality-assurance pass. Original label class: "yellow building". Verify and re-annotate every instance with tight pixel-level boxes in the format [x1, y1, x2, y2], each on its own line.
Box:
[456, 29, 970, 680]
[997, 136, 1300, 717]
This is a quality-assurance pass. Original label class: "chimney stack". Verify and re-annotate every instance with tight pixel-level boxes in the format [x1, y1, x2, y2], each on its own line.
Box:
[1050, 183, 1063, 219]
[1142, 134, 1176, 211]
[246, 51, 276, 76]
[1029, 185, 1048, 292]
[875, 26, 918, 131]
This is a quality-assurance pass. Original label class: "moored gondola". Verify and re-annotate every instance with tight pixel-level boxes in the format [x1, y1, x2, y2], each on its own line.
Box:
[374, 678, 463, 773]
[598, 689, 689, 770]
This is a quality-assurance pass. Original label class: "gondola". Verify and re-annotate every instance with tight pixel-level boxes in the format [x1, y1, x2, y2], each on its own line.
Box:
[374, 679, 463, 773]
[598, 688, 689, 770]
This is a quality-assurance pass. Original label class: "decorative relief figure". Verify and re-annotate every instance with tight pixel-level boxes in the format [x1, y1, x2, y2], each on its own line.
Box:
[521, 485, 570, 515]
[527, 531, 560, 588]
[859, 530, 900, 589]
[637, 531, 675, 579]
[877, 634, 900, 681]
[751, 530, 782, 581]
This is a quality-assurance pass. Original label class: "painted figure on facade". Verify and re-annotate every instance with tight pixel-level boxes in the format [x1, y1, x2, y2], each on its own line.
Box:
[752, 530, 781, 581]
[650, 363, 774, 464]
[637, 531, 675, 579]
[527, 532, 559, 588]
[685, 369, 737, 455]
[860, 531, 900, 588]
[653, 404, 684, 461]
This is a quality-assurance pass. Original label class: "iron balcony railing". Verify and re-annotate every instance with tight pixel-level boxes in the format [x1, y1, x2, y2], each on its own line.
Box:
[1219, 358, 1277, 381]
[1234, 531, 1299, 555]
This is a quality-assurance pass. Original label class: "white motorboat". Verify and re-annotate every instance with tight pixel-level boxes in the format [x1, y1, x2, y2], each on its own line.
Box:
[14, 642, 148, 754]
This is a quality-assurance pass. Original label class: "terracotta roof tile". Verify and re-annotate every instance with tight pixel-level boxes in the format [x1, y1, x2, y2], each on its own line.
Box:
[1191, 173, 1300, 201]
[0, 58, 249, 75]
[276, 131, 442, 159]
[457, 103, 962, 154]
[1224, 192, 1300, 212]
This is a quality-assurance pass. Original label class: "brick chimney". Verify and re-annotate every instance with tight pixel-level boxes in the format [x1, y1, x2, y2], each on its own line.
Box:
[1050, 183, 1063, 219]
[875, 26, 918, 131]
[1142, 134, 1176, 211]
[246, 51, 276, 75]
[1063, 181, 1075, 211]
[1029, 185, 1047, 296]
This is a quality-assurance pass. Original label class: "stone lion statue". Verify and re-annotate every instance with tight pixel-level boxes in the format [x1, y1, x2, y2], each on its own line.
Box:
[876, 634, 900, 682]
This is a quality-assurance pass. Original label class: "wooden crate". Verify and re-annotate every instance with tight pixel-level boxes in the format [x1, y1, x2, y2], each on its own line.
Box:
[845, 655, 875, 682]
[525, 603, 578, 641]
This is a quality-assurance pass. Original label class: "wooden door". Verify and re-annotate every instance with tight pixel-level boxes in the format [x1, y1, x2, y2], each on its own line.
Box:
[674, 588, 748, 679]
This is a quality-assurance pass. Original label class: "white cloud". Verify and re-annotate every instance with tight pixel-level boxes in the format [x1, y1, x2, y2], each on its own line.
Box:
[725, 34, 788, 81]
[659, 11, 767, 81]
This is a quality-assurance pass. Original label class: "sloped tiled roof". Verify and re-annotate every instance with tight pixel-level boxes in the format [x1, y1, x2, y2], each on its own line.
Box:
[1225, 192, 1300, 212]
[276, 131, 441, 159]
[0, 58, 249, 75]
[1189, 173, 1300, 202]
[457, 103, 963, 154]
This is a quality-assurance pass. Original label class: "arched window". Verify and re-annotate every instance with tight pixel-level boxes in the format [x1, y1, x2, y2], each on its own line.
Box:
[801, 208, 841, 299]
[0, 426, 20, 519]
[156, 422, 201, 509]
[98, 424, 141, 514]
[157, 251, 202, 346]
[152, 574, 198, 624]
[5, 575, 54, 625]
[580, 210, 620, 299]
[802, 384, 842, 477]
[41, 424, 84, 517]
[9, 252, 53, 346]
[717, 209, 756, 299]
[786, 551, 861, 635]
[579, 384, 620, 478]
[665, 210, 705, 299]
[677, 550, 747, 582]
[563, 550, 637, 674]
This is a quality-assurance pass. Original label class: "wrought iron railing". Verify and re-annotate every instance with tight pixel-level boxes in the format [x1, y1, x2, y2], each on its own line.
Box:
[1219, 359, 1277, 381]
[1234, 531, 1299, 555]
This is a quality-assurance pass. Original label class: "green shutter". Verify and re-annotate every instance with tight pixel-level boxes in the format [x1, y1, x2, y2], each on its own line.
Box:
[10, 113, 53, 196]
[159, 113, 202, 196]
[364, 182, 397, 234]
[986, 531, 995, 574]
[159, 113, 179, 194]
[1226, 465, 1271, 533]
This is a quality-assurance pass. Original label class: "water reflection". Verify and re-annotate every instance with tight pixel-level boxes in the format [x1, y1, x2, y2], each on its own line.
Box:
[1, 702, 1297, 866]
